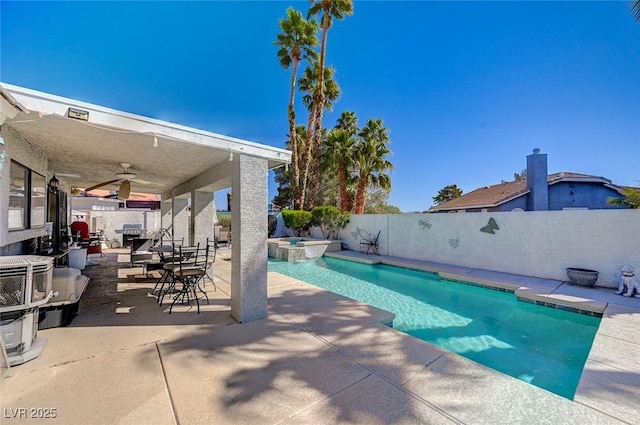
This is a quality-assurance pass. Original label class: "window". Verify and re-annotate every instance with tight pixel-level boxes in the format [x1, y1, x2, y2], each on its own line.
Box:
[8, 161, 28, 230]
[31, 172, 46, 227]
[8, 160, 45, 231]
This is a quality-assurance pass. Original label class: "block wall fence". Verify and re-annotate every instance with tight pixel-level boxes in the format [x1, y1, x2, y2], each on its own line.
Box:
[308, 210, 640, 289]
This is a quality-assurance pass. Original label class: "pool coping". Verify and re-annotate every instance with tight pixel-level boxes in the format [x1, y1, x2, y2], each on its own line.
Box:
[324, 251, 612, 316]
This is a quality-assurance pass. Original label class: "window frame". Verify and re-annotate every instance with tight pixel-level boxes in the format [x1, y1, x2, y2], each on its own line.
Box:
[30, 171, 46, 228]
[8, 160, 46, 231]
[8, 160, 29, 231]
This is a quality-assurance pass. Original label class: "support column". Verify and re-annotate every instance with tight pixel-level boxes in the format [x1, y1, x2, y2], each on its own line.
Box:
[172, 196, 190, 244]
[192, 190, 216, 247]
[231, 154, 268, 323]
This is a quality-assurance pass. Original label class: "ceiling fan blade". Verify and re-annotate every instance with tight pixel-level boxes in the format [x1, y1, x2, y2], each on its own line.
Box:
[131, 178, 151, 185]
[118, 180, 131, 200]
[132, 178, 165, 186]
[85, 179, 121, 192]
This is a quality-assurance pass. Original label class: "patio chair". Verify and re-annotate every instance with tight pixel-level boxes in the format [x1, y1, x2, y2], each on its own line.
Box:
[162, 244, 212, 314]
[129, 237, 155, 268]
[216, 227, 230, 248]
[70, 221, 104, 258]
[357, 228, 381, 255]
[132, 237, 184, 276]
[150, 238, 185, 295]
[201, 237, 217, 291]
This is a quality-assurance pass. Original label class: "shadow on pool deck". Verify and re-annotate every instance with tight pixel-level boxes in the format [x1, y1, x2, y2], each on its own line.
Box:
[1, 249, 638, 424]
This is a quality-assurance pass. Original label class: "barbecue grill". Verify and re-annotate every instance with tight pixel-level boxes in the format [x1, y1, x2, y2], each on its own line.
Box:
[115, 224, 146, 247]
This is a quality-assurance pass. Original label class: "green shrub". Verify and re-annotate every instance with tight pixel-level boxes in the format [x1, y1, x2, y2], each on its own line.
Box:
[217, 214, 231, 229]
[281, 210, 312, 237]
[310, 206, 350, 239]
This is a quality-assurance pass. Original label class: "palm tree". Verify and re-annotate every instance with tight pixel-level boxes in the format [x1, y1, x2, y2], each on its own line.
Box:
[321, 128, 357, 211]
[336, 110, 358, 136]
[274, 8, 318, 209]
[299, 62, 340, 112]
[305, 0, 354, 207]
[298, 61, 340, 209]
[353, 119, 393, 214]
[633, 1, 640, 21]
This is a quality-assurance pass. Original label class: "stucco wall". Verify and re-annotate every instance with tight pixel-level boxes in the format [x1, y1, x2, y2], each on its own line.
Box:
[548, 182, 622, 210]
[0, 125, 49, 251]
[85, 209, 160, 246]
[337, 210, 640, 288]
[498, 196, 528, 212]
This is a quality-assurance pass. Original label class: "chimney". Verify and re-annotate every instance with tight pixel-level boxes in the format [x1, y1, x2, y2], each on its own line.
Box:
[526, 148, 548, 211]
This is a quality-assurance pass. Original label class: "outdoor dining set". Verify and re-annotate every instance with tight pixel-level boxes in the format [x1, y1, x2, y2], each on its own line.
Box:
[132, 238, 217, 314]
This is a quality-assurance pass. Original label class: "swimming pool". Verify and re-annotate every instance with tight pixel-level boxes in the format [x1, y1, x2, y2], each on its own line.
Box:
[268, 257, 601, 399]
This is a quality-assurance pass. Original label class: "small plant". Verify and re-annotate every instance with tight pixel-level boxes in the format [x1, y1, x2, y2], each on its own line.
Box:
[281, 209, 312, 237]
[310, 206, 350, 239]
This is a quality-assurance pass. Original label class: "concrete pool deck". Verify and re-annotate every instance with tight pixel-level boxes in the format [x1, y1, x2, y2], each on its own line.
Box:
[1, 249, 638, 424]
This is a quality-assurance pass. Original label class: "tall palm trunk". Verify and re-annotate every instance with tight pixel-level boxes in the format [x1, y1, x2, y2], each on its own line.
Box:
[307, 16, 330, 210]
[354, 173, 368, 214]
[288, 59, 301, 209]
[337, 162, 348, 211]
[307, 101, 324, 209]
[299, 100, 318, 209]
[301, 12, 330, 210]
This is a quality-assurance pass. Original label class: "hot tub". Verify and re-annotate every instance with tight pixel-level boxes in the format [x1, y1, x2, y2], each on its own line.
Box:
[267, 237, 341, 261]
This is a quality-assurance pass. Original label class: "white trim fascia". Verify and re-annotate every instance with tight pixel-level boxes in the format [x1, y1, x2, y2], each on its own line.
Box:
[603, 183, 625, 194]
[549, 176, 611, 185]
[1, 82, 291, 164]
[0, 86, 28, 125]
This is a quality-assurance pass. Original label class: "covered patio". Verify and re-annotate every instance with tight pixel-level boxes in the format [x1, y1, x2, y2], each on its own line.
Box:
[0, 83, 290, 322]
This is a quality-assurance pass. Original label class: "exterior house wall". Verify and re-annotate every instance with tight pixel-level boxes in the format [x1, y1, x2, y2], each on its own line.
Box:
[337, 210, 640, 289]
[0, 125, 48, 254]
[548, 182, 623, 210]
[497, 196, 528, 212]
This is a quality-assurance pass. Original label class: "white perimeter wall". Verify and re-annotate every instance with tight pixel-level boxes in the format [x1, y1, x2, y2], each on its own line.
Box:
[85, 209, 161, 246]
[328, 210, 640, 288]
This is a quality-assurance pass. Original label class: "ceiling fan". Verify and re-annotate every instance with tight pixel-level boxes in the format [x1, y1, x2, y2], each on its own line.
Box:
[84, 163, 150, 200]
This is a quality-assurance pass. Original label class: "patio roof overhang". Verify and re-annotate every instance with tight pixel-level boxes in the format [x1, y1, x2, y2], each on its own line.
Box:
[1, 83, 291, 198]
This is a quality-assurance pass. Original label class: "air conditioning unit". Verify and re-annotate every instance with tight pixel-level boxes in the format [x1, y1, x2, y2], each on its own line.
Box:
[0, 255, 53, 366]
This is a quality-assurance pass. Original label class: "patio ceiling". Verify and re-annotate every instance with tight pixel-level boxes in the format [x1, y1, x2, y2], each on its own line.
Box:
[2, 83, 290, 198]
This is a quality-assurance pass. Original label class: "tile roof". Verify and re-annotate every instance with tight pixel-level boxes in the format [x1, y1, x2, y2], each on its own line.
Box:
[430, 172, 620, 212]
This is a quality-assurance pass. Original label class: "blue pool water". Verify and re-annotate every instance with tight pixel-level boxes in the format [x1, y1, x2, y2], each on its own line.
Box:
[268, 257, 601, 399]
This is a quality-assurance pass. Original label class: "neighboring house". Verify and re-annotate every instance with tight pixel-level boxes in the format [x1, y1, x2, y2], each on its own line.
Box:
[431, 149, 629, 213]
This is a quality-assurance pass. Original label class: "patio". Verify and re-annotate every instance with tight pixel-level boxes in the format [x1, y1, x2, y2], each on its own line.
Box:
[1, 249, 638, 424]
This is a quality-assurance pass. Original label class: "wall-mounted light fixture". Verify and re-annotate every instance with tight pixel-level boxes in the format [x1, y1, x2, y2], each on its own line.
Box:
[229, 151, 234, 162]
[67, 107, 89, 121]
[153, 133, 158, 148]
[48, 174, 60, 192]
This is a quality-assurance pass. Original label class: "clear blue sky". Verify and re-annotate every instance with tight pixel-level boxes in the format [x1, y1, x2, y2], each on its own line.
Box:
[2, 1, 638, 212]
